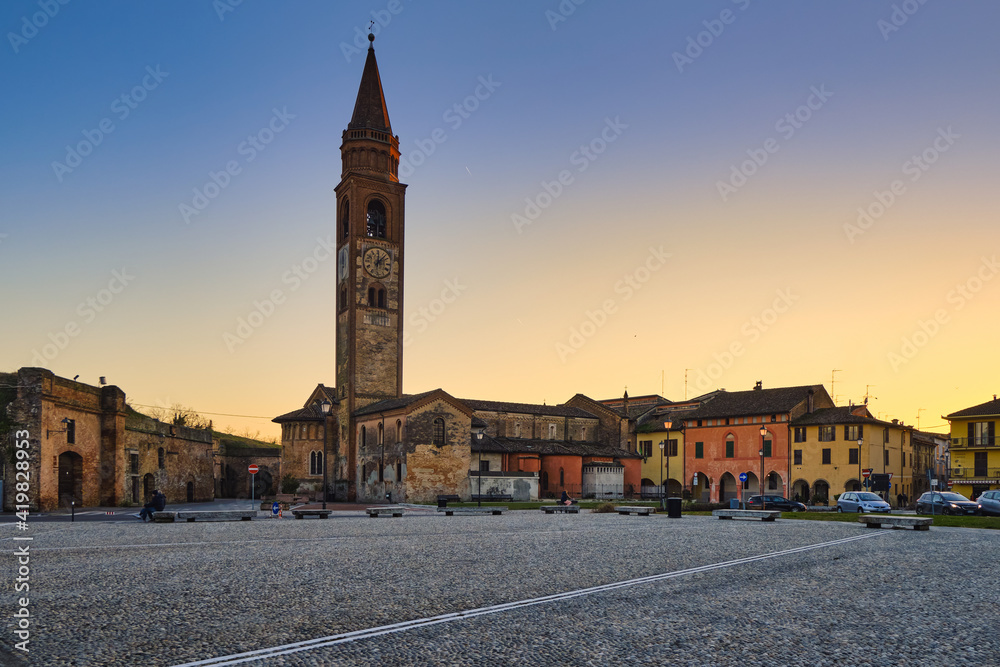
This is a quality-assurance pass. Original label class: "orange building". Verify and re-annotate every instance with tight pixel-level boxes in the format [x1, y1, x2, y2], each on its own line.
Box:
[681, 383, 835, 502]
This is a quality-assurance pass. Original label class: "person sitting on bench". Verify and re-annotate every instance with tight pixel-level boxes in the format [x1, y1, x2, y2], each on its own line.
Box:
[560, 491, 573, 506]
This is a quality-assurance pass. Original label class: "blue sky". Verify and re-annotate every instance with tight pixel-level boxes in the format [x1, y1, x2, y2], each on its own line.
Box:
[2, 1, 998, 436]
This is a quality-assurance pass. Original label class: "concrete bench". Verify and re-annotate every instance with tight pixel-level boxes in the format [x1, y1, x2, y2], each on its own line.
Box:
[153, 510, 256, 523]
[291, 509, 332, 519]
[541, 505, 580, 514]
[366, 506, 406, 518]
[859, 515, 932, 531]
[470, 494, 513, 503]
[437, 507, 506, 516]
[712, 509, 781, 521]
[437, 494, 461, 508]
[615, 506, 653, 516]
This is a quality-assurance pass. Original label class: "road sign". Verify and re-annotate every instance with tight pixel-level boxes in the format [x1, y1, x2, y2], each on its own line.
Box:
[693, 473, 698, 485]
[248, 464, 259, 474]
[271, 501, 280, 516]
[739, 473, 748, 483]
[862, 468, 872, 479]
[887, 472, 893, 481]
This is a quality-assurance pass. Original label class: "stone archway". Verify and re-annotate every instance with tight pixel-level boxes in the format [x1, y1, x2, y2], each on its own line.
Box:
[792, 479, 810, 503]
[844, 478, 861, 493]
[720, 472, 738, 501]
[813, 479, 831, 505]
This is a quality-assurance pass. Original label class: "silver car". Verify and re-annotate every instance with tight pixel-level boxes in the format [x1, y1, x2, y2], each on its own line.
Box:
[977, 489, 1000, 516]
[837, 491, 891, 513]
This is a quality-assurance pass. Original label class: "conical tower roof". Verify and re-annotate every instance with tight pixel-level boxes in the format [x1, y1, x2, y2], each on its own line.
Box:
[348, 34, 392, 133]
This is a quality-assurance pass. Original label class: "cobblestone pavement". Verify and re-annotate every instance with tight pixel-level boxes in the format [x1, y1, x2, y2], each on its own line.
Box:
[2, 512, 997, 666]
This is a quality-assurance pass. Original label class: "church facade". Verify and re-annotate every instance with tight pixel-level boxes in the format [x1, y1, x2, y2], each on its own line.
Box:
[273, 35, 641, 504]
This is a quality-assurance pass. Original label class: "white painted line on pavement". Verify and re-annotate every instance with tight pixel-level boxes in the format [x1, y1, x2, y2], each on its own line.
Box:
[172, 531, 886, 666]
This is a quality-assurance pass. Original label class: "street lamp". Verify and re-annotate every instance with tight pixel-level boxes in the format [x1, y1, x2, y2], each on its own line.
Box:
[320, 399, 331, 509]
[759, 425, 767, 511]
[473, 424, 487, 507]
[658, 440, 665, 510]
[857, 437, 863, 492]
[664, 420, 671, 506]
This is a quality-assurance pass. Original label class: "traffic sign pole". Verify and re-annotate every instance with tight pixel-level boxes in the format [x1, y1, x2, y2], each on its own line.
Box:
[248, 464, 259, 511]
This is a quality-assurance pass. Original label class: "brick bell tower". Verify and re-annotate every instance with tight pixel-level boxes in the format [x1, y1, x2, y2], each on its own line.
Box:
[335, 33, 406, 500]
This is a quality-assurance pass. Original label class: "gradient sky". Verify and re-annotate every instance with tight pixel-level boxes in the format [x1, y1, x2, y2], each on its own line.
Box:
[2, 1, 998, 440]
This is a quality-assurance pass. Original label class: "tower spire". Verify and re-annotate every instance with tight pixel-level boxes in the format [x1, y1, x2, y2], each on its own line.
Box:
[348, 32, 392, 134]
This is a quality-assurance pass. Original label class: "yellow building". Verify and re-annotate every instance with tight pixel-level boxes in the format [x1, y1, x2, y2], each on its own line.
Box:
[945, 396, 999, 498]
[789, 406, 913, 506]
[633, 404, 701, 498]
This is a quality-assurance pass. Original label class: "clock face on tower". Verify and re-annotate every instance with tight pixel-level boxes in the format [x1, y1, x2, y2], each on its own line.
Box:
[363, 247, 391, 279]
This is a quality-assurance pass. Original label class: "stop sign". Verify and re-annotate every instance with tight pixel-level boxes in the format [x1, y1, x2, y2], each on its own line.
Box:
[248, 464, 259, 474]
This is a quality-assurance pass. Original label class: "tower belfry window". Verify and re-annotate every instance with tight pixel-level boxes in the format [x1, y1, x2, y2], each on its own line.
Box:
[340, 200, 350, 239]
[366, 200, 387, 238]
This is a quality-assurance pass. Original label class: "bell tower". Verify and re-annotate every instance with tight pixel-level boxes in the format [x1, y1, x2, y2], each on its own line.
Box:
[335, 33, 406, 499]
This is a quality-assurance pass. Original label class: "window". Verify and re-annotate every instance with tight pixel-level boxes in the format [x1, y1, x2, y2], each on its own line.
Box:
[514, 422, 521, 438]
[770, 414, 777, 422]
[725, 435, 734, 458]
[793, 449, 802, 465]
[367, 285, 386, 309]
[366, 200, 387, 238]
[849, 448, 859, 465]
[66, 419, 75, 444]
[763, 440, 772, 457]
[822, 449, 831, 465]
[396, 419, 402, 443]
[360, 426, 366, 447]
[548, 424, 557, 440]
[695, 442, 704, 459]
[480, 460, 490, 472]
[884, 450, 889, 466]
[640, 440, 652, 457]
[310, 451, 323, 475]
[970, 421, 995, 446]
[818, 426, 835, 442]
[559, 468, 565, 487]
[433, 418, 445, 446]
[340, 200, 350, 239]
[158, 447, 165, 469]
[667, 439, 678, 457]
[130, 453, 139, 475]
[844, 425, 863, 441]
[793, 427, 806, 443]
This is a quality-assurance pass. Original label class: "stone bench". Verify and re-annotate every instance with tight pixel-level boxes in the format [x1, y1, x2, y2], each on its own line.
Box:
[541, 505, 580, 514]
[470, 494, 513, 503]
[437, 507, 506, 516]
[437, 494, 461, 508]
[153, 510, 256, 523]
[291, 509, 332, 519]
[712, 509, 781, 521]
[615, 506, 653, 516]
[366, 506, 406, 518]
[859, 515, 932, 531]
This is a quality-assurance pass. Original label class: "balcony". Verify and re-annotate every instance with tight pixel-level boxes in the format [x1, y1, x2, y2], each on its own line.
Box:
[949, 437, 997, 449]
[948, 467, 1000, 482]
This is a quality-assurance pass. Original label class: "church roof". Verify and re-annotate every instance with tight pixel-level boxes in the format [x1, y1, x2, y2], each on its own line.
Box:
[348, 36, 392, 133]
[461, 398, 597, 419]
[472, 435, 638, 458]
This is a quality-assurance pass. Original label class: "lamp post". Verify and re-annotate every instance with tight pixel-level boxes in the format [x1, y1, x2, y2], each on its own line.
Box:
[857, 437, 863, 492]
[664, 420, 671, 506]
[759, 425, 767, 511]
[658, 440, 665, 510]
[476, 430, 484, 507]
[320, 399, 331, 510]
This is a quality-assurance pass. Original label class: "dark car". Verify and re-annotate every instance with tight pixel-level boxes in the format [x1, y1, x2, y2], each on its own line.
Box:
[915, 491, 979, 515]
[746, 495, 806, 511]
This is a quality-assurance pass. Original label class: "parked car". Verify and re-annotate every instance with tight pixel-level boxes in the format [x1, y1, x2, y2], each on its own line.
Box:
[836, 491, 891, 514]
[746, 495, 806, 511]
[915, 491, 979, 515]
[975, 489, 1000, 516]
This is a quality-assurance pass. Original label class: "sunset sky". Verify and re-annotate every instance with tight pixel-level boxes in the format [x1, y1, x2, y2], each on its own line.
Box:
[2, 1, 997, 440]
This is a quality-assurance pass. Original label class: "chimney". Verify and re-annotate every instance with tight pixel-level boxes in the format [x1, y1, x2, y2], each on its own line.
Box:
[807, 389, 814, 413]
[754, 381, 763, 391]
